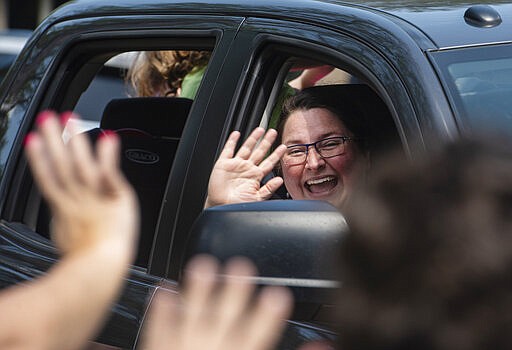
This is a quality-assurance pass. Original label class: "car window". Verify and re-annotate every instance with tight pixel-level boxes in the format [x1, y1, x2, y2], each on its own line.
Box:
[252, 53, 400, 159]
[0, 18, 239, 346]
[208, 43, 402, 332]
[30, 46, 213, 269]
[65, 50, 210, 138]
[259, 62, 360, 130]
[431, 44, 512, 137]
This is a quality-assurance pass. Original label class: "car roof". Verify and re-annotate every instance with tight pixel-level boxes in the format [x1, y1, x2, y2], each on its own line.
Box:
[349, 0, 512, 49]
[44, 0, 512, 50]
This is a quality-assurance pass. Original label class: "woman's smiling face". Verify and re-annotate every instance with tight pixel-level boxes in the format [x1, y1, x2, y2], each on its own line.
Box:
[280, 107, 364, 209]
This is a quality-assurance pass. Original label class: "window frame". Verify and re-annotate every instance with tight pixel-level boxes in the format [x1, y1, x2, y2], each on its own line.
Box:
[1, 16, 243, 274]
[165, 16, 419, 279]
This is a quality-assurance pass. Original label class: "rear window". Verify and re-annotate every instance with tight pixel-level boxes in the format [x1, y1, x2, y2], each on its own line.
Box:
[432, 44, 512, 136]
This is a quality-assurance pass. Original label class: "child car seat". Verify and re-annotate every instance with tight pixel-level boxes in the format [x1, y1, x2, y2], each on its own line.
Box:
[96, 97, 192, 267]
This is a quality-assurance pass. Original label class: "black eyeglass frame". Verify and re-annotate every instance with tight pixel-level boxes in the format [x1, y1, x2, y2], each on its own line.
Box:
[283, 136, 359, 165]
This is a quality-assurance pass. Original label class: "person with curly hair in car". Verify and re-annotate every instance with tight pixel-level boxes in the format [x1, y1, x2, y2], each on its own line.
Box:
[127, 50, 211, 99]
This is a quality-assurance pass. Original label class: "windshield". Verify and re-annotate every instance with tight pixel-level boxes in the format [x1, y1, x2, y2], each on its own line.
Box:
[431, 44, 512, 137]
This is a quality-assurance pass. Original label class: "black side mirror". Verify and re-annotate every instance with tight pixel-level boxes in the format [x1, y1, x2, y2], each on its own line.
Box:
[185, 200, 348, 322]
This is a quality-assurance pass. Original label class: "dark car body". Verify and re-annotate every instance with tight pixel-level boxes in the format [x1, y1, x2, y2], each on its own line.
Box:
[1, 0, 512, 348]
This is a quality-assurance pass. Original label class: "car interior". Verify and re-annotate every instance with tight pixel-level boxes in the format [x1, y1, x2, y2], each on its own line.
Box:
[93, 96, 192, 267]
[19, 43, 401, 272]
[30, 48, 206, 265]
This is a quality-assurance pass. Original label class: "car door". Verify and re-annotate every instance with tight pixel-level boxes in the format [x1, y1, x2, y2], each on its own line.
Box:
[0, 11, 244, 349]
[165, 7, 449, 348]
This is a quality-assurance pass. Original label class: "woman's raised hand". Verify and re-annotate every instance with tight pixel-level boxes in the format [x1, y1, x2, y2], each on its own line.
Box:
[205, 127, 287, 208]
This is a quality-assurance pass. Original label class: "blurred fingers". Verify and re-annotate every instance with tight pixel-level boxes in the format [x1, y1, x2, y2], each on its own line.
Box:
[181, 255, 220, 335]
[243, 286, 293, 350]
[142, 289, 179, 349]
[96, 130, 126, 194]
[213, 258, 257, 337]
[26, 110, 128, 204]
[142, 256, 292, 350]
[65, 112, 100, 189]
[24, 132, 62, 203]
[297, 341, 336, 350]
[34, 110, 75, 190]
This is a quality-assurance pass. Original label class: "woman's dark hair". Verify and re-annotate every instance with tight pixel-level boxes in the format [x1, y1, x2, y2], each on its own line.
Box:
[277, 84, 384, 155]
[272, 84, 397, 180]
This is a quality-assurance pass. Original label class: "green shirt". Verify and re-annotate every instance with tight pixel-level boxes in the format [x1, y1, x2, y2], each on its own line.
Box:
[180, 65, 207, 99]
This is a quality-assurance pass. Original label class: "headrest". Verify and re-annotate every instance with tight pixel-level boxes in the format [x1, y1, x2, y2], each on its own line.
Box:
[101, 97, 193, 137]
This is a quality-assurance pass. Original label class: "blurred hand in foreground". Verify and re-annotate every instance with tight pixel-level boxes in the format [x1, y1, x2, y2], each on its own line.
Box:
[25, 110, 138, 256]
[142, 255, 293, 350]
[0, 110, 139, 350]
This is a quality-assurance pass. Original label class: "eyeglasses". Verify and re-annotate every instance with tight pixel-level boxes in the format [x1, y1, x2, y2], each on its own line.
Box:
[282, 136, 357, 165]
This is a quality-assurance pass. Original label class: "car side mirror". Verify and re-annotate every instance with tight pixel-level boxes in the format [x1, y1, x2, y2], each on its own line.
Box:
[185, 200, 348, 323]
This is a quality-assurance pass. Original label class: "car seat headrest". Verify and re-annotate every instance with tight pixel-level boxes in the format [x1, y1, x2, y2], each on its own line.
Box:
[101, 97, 193, 137]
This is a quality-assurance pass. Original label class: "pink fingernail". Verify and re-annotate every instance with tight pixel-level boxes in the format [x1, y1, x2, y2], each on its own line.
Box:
[59, 111, 74, 125]
[35, 110, 55, 127]
[99, 129, 118, 141]
[23, 132, 36, 147]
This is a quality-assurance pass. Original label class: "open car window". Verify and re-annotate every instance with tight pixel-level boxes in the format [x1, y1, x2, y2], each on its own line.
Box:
[65, 50, 211, 139]
[253, 54, 401, 158]
[25, 46, 213, 269]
